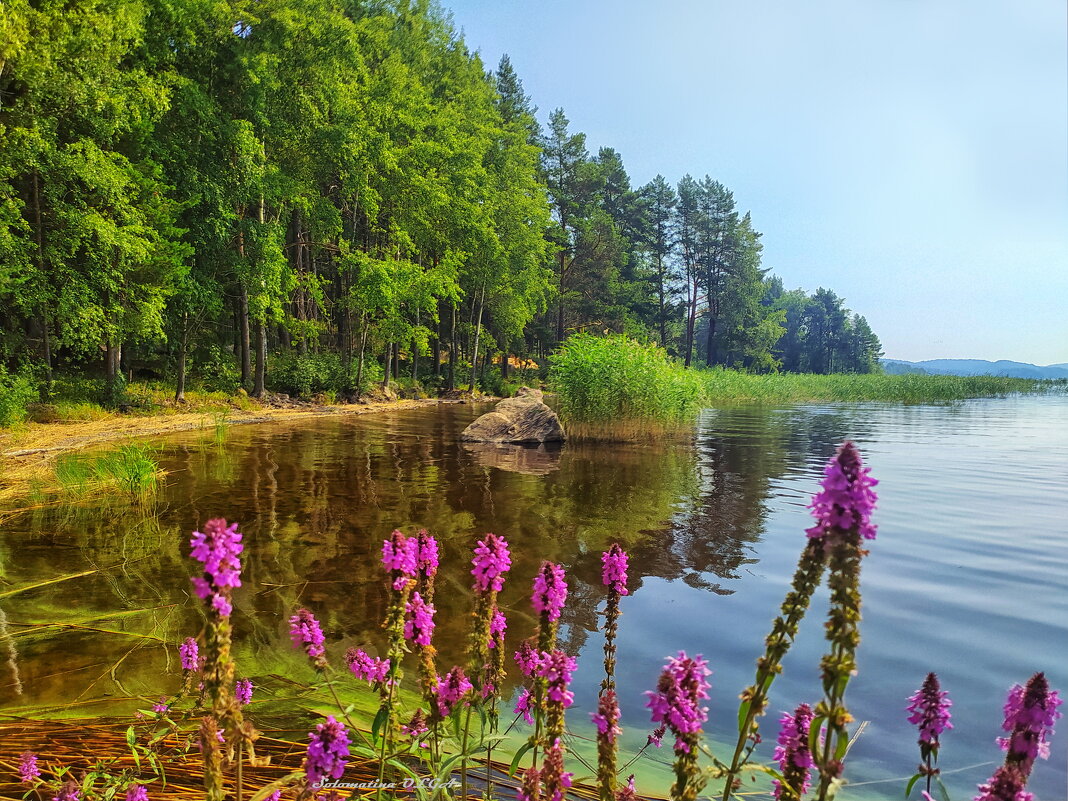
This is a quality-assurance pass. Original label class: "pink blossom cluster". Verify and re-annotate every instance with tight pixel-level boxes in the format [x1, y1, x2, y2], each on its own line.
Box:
[289, 608, 327, 665]
[805, 442, 878, 542]
[403, 592, 436, 646]
[345, 648, 390, 684]
[645, 651, 711, 752]
[382, 530, 418, 576]
[772, 703, 814, 800]
[470, 533, 511, 593]
[189, 518, 244, 617]
[601, 544, 629, 595]
[536, 650, 577, 708]
[532, 562, 568, 621]
[435, 667, 473, 718]
[591, 689, 622, 744]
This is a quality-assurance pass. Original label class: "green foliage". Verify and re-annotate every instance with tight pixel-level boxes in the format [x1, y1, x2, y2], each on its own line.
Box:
[0, 366, 38, 427]
[267, 352, 381, 398]
[549, 333, 705, 439]
[54, 444, 161, 501]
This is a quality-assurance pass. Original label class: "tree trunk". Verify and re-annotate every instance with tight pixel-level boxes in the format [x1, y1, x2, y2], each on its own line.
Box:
[468, 284, 486, 393]
[705, 313, 717, 368]
[556, 250, 566, 343]
[355, 314, 368, 399]
[412, 307, 420, 382]
[683, 274, 697, 368]
[239, 284, 251, 386]
[253, 323, 266, 398]
[447, 303, 457, 391]
[657, 254, 667, 348]
[500, 335, 509, 380]
[105, 340, 122, 403]
[175, 313, 188, 403]
[382, 342, 392, 388]
[31, 170, 53, 397]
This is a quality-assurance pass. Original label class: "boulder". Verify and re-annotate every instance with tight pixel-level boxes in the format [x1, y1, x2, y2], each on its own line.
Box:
[459, 387, 565, 444]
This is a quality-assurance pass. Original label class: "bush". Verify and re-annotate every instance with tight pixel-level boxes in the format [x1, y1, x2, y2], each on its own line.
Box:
[548, 333, 706, 439]
[0, 366, 39, 427]
[268, 352, 382, 399]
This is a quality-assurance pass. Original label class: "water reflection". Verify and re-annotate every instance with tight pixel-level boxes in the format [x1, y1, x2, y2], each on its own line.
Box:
[3, 397, 1066, 800]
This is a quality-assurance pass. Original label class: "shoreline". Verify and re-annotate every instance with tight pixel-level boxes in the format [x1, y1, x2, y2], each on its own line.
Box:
[0, 397, 473, 507]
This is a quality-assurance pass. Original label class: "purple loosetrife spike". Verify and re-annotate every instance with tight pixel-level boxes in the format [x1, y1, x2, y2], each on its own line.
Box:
[179, 637, 199, 671]
[382, 529, 418, 577]
[532, 562, 568, 622]
[907, 673, 952, 793]
[435, 666, 473, 718]
[18, 752, 39, 783]
[235, 678, 253, 706]
[53, 780, 80, 801]
[471, 533, 511, 593]
[289, 608, 327, 670]
[811, 443, 879, 801]
[601, 544, 629, 595]
[541, 738, 574, 801]
[305, 715, 350, 786]
[404, 592, 435, 647]
[593, 689, 622, 800]
[518, 767, 542, 801]
[997, 672, 1062, 776]
[772, 704, 814, 801]
[647, 651, 711, 801]
[125, 785, 149, 801]
[188, 518, 256, 800]
[345, 648, 390, 684]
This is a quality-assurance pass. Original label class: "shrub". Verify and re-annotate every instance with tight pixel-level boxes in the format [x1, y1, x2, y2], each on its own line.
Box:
[0, 366, 38, 427]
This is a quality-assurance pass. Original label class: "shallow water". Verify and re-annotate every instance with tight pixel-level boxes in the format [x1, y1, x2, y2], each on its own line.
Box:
[2, 395, 1066, 798]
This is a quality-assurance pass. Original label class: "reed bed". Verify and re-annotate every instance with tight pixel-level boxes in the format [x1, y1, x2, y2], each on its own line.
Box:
[548, 334, 1063, 440]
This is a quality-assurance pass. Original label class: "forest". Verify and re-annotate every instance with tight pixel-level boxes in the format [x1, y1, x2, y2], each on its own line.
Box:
[0, 0, 884, 411]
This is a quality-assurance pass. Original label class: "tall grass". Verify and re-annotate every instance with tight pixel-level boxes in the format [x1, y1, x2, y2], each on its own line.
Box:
[548, 335, 1063, 440]
[549, 333, 706, 440]
[53, 444, 162, 502]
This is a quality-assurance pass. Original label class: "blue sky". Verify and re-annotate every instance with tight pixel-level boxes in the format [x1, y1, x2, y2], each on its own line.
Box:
[441, 0, 1068, 364]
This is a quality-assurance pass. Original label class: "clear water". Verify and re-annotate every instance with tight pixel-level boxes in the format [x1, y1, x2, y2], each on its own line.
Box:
[2, 395, 1066, 799]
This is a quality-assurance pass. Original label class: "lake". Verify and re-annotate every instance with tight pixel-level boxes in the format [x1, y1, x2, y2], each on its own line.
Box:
[2, 395, 1066, 799]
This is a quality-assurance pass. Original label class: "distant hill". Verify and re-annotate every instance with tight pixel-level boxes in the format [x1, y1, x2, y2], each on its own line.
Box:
[880, 359, 1068, 379]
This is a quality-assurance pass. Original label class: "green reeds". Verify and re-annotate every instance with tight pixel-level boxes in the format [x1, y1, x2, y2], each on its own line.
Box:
[53, 444, 161, 502]
[549, 334, 706, 441]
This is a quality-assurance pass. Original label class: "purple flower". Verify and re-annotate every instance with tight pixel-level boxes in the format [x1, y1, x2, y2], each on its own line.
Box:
[518, 767, 541, 801]
[616, 775, 640, 801]
[53, 781, 80, 801]
[997, 672, 1062, 773]
[189, 518, 244, 617]
[471, 533, 511, 593]
[515, 640, 542, 677]
[402, 709, 429, 739]
[645, 651, 711, 751]
[536, 650, 577, 708]
[382, 530, 418, 576]
[305, 715, 350, 785]
[416, 530, 439, 578]
[647, 724, 666, 748]
[152, 697, 170, 714]
[907, 672, 953, 747]
[435, 667, 473, 718]
[18, 752, 39, 783]
[345, 648, 390, 684]
[805, 442, 878, 542]
[772, 703, 814, 801]
[125, 785, 148, 801]
[532, 562, 568, 622]
[178, 637, 199, 671]
[264, 793, 281, 801]
[541, 738, 573, 801]
[235, 678, 254, 706]
[591, 689, 622, 744]
[515, 688, 534, 725]
[974, 765, 1033, 801]
[403, 592, 436, 647]
[289, 608, 327, 667]
[601, 544, 629, 595]
[489, 607, 508, 647]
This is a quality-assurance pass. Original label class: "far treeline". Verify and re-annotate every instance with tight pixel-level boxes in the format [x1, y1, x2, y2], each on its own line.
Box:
[0, 0, 884, 412]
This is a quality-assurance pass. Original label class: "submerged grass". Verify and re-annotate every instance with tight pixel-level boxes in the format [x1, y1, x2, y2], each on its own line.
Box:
[53, 444, 162, 502]
[550, 334, 1064, 440]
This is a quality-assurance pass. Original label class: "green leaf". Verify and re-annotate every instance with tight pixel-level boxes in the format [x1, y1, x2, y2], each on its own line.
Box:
[905, 773, 923, 798]
[935, 775, 952, 801]
[371, 705, 390, 744]
[508, 741, 534, 776]
[737, 699, 752, 733]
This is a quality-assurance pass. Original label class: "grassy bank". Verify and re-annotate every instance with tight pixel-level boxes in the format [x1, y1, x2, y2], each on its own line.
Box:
[549, 334, 1064, 439]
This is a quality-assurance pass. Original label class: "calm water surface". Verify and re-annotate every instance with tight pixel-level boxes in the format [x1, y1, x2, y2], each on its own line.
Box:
[2, 395, 1066, 798]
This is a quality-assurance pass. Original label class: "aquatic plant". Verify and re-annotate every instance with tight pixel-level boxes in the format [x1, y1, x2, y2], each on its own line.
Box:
[906, 673, 952, 797]
[647, 651, 712, 801]
[772, 704, 814, 801]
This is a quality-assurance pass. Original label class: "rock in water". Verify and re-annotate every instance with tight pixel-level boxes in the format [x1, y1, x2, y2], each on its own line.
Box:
[459, 387, 566, 443]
